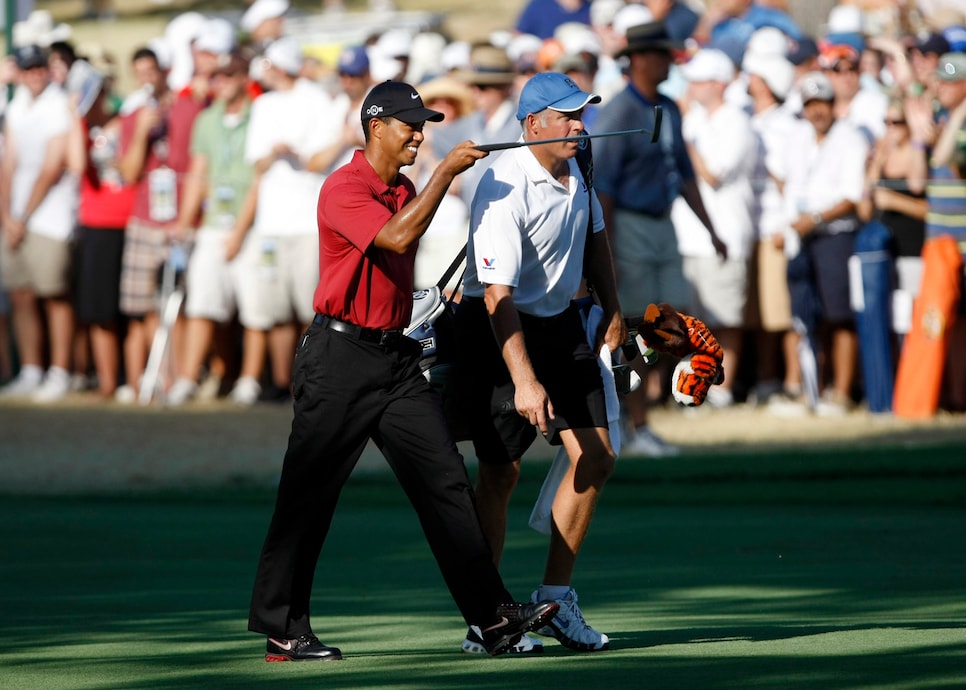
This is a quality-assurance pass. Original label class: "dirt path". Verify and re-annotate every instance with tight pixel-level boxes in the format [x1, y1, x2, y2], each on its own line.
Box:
[2, 397, 964, 494]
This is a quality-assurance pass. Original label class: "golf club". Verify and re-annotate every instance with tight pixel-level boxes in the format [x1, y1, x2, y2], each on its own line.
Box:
[475, 105, 663, 153]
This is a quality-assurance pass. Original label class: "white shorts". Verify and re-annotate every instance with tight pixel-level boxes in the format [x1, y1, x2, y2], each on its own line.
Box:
[249, 234, 319, 327]
[183, 227, 270, 329]
[682, 255, 749, 328]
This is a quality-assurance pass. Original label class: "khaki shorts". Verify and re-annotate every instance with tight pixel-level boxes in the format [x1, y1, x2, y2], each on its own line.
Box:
[0, 231, 72, 297]
[183, 228, 270, 330]
[248, 234, 319, 327]
[682, 255, 748, 328]
[754, 239, 792, 332]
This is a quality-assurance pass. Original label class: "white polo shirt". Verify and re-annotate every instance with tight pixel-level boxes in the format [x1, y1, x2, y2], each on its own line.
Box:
[245, 78, 339, 237]
[672, 101, 757, 259]
[751, 103, 799, 239]
[782, 117, 868, 233]
[465, 144, 604, 318]
[5, 83, 77, 241]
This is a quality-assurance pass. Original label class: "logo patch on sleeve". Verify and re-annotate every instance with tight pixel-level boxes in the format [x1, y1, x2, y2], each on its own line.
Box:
[482, 257, 497, 269]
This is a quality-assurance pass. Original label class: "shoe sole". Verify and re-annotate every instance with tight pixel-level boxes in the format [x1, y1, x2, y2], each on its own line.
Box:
[487, 603, 559, 657]
[462, 636, 543, 655]
[536, 624, 610, 652]
[265, 653, 343, 662]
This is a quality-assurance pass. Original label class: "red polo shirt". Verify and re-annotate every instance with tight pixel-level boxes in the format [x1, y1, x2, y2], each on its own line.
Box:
[313, 150, 418, 330]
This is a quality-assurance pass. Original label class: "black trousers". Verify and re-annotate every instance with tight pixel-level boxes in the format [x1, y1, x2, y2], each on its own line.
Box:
[248, 320, 511, 638]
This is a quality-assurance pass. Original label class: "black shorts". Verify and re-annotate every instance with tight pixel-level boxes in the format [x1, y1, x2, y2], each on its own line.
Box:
[804, 231, 856, 325]
[74, 225, 125, 325]
[454, 297, 607, 464]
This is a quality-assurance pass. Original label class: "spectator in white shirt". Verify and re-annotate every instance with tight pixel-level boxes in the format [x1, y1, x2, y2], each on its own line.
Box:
[671, 49, 757, 407]
[781, 72, 869, 416]
[243, 37, 340, 403]
[0, 45, 79, 402]
[741, 52, 803, 405]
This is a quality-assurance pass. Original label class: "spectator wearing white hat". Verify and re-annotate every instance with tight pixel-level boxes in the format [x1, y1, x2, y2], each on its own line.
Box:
[433, 43, 521, 209]
[242, 0, 289, 51]
[241, 36, 338, 403]
[781, 72, 868, 417]
[0, 44, 79, 402]
[671, 48, 757, 407]
[741, 52, 802, 406]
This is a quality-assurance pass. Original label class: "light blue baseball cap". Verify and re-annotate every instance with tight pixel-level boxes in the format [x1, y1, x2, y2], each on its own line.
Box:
[516, 71, 601, 120]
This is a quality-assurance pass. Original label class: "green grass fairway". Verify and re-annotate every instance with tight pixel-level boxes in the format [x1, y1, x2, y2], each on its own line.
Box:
[2, 445, 966, 689]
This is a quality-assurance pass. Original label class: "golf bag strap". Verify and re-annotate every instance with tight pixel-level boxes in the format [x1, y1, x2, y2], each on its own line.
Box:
[436, 244, 467, 307]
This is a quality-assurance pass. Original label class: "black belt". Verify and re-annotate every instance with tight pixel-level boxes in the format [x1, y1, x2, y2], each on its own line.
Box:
[314, 314, 404, 347]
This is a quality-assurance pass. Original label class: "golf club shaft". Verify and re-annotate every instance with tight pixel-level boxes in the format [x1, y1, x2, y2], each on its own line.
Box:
[475, 106, 663, 152]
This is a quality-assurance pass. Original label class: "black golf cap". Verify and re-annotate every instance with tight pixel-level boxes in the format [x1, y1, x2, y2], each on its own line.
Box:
[361, 80, 444, 125]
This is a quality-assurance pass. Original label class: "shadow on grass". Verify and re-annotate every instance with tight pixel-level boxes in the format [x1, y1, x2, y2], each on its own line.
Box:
[1, 479, 966, 689]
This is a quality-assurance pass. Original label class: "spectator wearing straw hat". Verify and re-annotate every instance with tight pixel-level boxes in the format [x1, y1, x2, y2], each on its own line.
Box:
[434, 43, 521, 208]
[594, 21, 725, 455]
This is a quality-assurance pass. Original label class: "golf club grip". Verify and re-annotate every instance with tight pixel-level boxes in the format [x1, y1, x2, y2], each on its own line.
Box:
[475, 142, 519, 152]
[651, 106, 663, 143]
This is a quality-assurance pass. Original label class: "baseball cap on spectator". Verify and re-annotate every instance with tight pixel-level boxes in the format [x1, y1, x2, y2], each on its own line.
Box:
[14, 44, 48, 70]
[799, 71, 834, 103]
[195, 18, 236, 55]
[591, 0, 624, 29]
[338, 45, 369, 76]
[936, 52, 966, 81]
[745, 27, 789, 58]
[506, 33, 543, 73]
[375, 29, 412, 60]
[264, 37, 302, 75]
[680, 49, 735, 83]
[516, 71, 601, 120]
[819, 43, 860, 70]
[943, 25, 966, 52]
[787, 36, 819, 66]
[556, 22, 601, 56]
[361, 80, 444, 124]
[917, 31, 952, 55]
[742, 53, 795, 100]
[241, 0, 289, 33]
[554, 52, 596, 75]
[825, 4, 865, 54]
[441, 40, 471, 73]
[613, 4, 654, 38]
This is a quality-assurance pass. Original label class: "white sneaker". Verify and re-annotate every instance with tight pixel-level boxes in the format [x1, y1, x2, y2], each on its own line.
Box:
[114, 384, 137, 404]
[166, 377, 199, 406]
[460, 626, 543, 654]
[530, 588, 609, 651]
[705, 386, 734, 408]
[32, 367, 72, 403]
[623, 426, 680, 457]
[815, 389, 850, 418]
[0, 365, 44, 398]
[196, 373, 222, 401]
[230, 376, 261, 406]
[767, 390, 809, 418]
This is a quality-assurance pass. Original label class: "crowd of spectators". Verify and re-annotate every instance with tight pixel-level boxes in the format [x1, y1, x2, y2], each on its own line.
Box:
[1, 0, 965, 446]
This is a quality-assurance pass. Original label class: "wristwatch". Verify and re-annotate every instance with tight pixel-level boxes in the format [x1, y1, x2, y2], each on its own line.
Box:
[811, 211, 823, 226]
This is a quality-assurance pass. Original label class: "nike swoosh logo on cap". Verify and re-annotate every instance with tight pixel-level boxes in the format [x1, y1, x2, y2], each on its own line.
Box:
[269, 638, 293, 650]
[410, 92, 420, 100]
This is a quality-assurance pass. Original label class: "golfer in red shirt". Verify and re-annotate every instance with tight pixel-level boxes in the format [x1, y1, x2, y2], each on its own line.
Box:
[247, 80, 558, 661]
